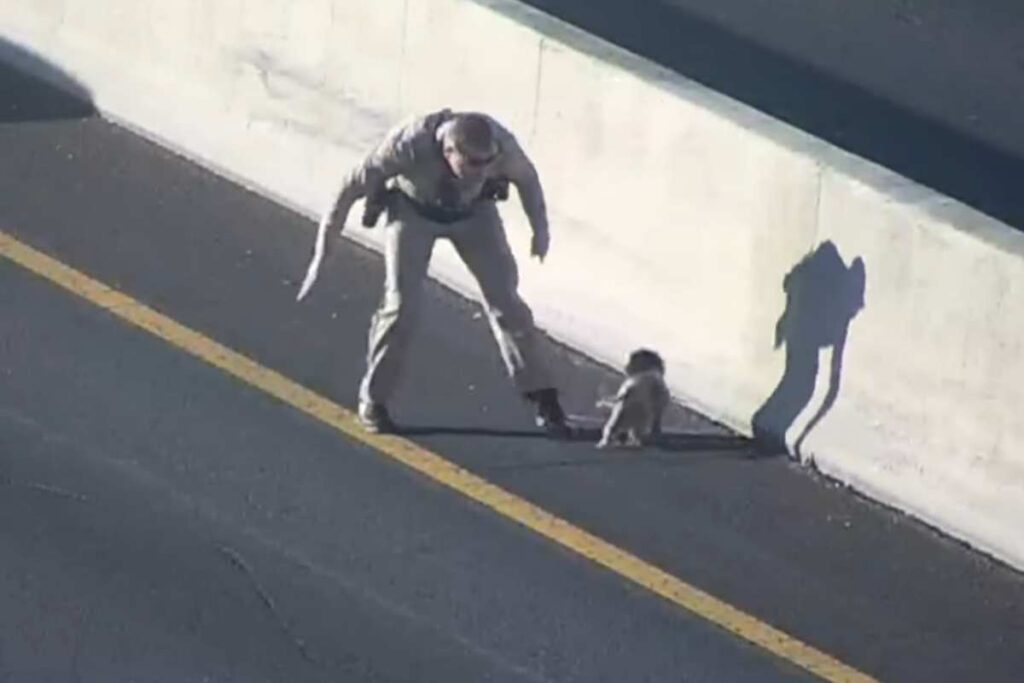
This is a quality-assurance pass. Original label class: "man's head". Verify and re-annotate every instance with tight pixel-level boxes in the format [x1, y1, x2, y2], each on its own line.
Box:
[440, 113, 499, 180]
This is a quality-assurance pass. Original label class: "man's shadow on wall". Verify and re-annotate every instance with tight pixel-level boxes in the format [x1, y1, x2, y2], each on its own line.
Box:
[752, 241, 866, 460]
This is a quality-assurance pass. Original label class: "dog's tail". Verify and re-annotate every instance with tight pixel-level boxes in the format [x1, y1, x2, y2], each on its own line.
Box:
[296, 214, 330, 302]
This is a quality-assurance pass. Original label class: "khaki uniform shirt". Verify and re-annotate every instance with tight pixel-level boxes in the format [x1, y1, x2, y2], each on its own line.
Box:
[325, 109, 549, 235]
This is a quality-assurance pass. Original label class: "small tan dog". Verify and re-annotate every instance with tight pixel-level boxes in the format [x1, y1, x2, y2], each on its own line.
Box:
[597, 349, 669, 448]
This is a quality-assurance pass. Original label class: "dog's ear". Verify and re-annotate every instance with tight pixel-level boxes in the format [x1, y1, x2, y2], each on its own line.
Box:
[625, 350, 643, 375]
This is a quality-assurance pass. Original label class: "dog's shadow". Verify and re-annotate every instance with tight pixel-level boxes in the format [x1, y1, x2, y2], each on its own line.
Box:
[395, 424, 753, 454]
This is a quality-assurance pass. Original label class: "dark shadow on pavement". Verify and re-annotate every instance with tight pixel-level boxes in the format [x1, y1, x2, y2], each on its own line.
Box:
[0, 38, 95, 122]
[752, 241, 866, 459]
[396, 425, 549, 440]
[654, 433, 753, 453]
[398, 424, 753, 454]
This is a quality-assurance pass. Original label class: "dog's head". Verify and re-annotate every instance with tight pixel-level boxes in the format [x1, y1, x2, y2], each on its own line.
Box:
[625, 348, 665, 376]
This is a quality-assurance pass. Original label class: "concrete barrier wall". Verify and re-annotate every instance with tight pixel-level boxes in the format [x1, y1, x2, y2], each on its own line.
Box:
[4, 0, 1023, 570]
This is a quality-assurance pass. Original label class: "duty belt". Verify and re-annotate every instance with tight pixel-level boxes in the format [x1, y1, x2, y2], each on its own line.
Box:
[362, 179, 510, 227]
[400, 192, 475, 224]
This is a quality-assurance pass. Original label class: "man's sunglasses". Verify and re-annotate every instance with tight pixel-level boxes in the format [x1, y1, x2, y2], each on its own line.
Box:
[448, 145, 498, 168]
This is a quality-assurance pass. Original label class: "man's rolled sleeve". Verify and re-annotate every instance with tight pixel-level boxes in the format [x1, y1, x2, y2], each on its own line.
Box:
[499, 136, 549, 237]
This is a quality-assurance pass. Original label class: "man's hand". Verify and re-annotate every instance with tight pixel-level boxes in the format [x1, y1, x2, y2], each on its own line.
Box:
[361, 188, 390, 228]
[530, 230, 550, 262]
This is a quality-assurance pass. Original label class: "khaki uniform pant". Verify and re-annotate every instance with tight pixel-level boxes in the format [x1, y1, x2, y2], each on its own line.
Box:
[358, 196, 552, 404]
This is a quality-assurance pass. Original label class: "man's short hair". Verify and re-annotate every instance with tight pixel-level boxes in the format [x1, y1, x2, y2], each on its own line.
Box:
[444, 113, 498, 157]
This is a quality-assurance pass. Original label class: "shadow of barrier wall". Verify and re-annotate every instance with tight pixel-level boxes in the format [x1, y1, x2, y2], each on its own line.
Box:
[0, 37, 94, 122]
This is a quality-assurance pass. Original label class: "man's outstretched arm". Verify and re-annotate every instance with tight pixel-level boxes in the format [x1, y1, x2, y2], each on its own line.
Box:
[496, 130, 551, 261]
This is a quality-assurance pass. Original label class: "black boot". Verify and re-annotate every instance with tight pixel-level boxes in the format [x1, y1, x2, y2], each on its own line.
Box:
[524, 388, 569, 437]
[358, 401, 397, 434]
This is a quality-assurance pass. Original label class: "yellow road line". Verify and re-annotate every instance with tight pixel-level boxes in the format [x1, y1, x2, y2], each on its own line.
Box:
[0, 230, 876, 682]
